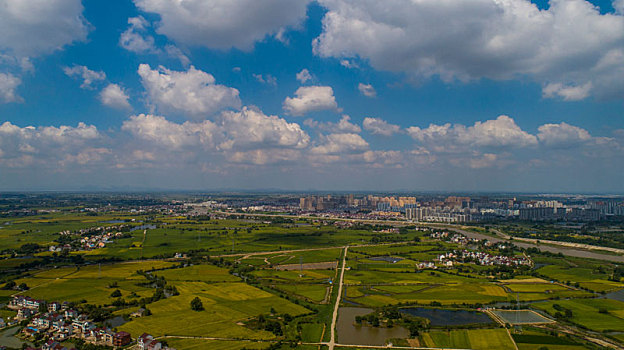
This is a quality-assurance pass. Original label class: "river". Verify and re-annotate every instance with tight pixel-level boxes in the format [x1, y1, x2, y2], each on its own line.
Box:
[454, 228, 624, 263]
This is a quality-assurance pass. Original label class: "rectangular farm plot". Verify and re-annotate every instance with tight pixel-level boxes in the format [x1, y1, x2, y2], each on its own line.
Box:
[421, 329, 516, 350]
[408, 283, 508, 305]
[533, 298, 624, 331]
[119, 281, 309, 339]
[157, 264, 241, 283]
[14, 261, 175, 304]
[347, 283, 508, 306]
[252, 268, 336, 283]
[490, 310, 554, 324]
[275, 261, 337, 270]
[504, 283, 571, 293]
[272, 283, 329, 303]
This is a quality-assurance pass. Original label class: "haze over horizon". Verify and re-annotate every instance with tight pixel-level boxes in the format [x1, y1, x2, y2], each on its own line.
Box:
[1, 0, 623, 192]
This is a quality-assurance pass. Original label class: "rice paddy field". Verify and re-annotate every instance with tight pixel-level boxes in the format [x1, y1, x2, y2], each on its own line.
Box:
[119, 281, 309, 339]
[532, 298, 624, 331]
[14, 260, 175, 304]
[535, 259, 624, 293]
[420, 329, 516, 350]
[512, 332, 589, 350]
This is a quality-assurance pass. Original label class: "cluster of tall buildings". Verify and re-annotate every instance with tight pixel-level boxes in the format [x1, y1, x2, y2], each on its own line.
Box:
[590, 200, 624, 216]
[405, 207, 470, 223]
[518, 200, 603, 221]
[296, 194, 620, 222]
[299, 194, 418, 211]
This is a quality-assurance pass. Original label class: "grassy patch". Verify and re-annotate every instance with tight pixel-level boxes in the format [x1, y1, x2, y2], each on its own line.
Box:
[119, 281, 309, 339]
[422, 328, 515, 350]
[533, 298, 624, 332]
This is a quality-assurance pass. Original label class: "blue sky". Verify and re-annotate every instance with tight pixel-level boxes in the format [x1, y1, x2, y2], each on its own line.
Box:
[0, 0, 623, 192]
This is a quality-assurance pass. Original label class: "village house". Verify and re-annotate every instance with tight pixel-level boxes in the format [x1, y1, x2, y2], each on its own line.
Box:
[113, 331, 132, 346]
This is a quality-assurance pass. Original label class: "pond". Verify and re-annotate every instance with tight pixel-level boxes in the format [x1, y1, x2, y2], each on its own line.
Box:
[0, 326, 33, 348]
[130, 224, 157, 232]
[400, 307, 494, 326]
[337, 307, 410, 346]
[605, 289, 624, 302]
[105, 315, 127, 327]
[369, 256, 404, 263]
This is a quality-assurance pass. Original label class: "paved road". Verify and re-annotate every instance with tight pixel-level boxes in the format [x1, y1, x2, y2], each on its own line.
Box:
[327, 246, 348, 350]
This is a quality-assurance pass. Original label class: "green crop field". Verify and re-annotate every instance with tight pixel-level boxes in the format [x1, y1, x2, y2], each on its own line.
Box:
[536, 264, 624, 293]
[421, 329, 515, 350]
[272, 283, 328, 303]
[2, 209, 624, 349]
[119, 281, 309, 339]
[156, 264, 241, 283]
[533, 298, 624, 331]
[13, 261, 175, 304]
[512, 331, 589, 350]
[504, 283, 569, 293]
[165, 338, 270, 350]
[300, 322, 324, 342]
[252, 268, 336, 284]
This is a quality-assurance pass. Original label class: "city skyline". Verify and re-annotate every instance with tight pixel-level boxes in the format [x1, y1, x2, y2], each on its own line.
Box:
[1, 0, 623, 192]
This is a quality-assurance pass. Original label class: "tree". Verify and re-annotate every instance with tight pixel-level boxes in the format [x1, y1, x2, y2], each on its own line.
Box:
[110, 289, 122, 298]
[190, 297, 204, 311]
[2, 281, 16, 290]
[39, 301, 48, 313]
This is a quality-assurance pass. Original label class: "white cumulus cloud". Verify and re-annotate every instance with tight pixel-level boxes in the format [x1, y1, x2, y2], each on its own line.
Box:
[138, 63, 241, 118]
[133, 0, 310, 51]
[283, 85, 340, 116]
[253, 74, 277, 86]
[119, 16, 158, 54]
[122, 107, 310, 164]
[296, 69, 313, 84]
[120, 17, 190, 66]
[358, 83, 376, 97]
[304, 115, 361, 133]
[363, 117, 400, 136]
[615, 0, 624, 15]
[537, 122, 592, 147]
[407, 115, 538, 149]
[0, 73, 22, 103]
[63, 65, 106, 89]
[218, 107, 310, 151]
[122, 114, 219, 150]
[99, 84, 131, 110]
[0, 0, 90, 58]
[313, 0, 624, 100]
[310, 133, 369, 154]
[542, 82, 593, 101]
[0, 121, 101, 167]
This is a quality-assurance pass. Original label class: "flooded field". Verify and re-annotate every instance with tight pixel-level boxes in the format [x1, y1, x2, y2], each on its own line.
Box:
[605, 289, 624, 302]
[401, 307, 494, 326]
[130, 224, 157, 231]
[337, 307, 410, 346]
[369, 256, 404, 263]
